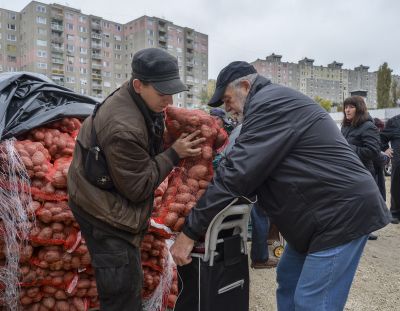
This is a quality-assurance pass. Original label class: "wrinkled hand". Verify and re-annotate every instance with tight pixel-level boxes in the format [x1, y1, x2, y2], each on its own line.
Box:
[170, 232, 195, 266]
[172, 130, 206, 159]
[385, 148, 393, 158]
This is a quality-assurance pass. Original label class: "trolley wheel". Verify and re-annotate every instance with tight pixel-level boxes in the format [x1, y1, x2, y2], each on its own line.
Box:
[273, 245, 284, 258]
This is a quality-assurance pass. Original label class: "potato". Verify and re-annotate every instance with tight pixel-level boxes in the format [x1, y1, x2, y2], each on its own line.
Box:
[168, 203, 185, 214]
[175, 193, 192, 204]
[177, 184, 191, 193]
[188, 165, 208, 180]
[44, 249, 61, 263]
[42, 297, 56, 309]
[164, 212, 178, 227]
[55, 300, 70, 311]
[32, 151, 46, 166]
[36, 209, 53, 223]
[198, 180, 209, 189]
[186, 178, 199, 192]
[200, 124, 214, 138]
[37, 227, 53, 240]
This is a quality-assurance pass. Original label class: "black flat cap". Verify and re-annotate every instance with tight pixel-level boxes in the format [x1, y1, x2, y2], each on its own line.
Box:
[209, 61, 257, 107]
[132, 48, 188, 95]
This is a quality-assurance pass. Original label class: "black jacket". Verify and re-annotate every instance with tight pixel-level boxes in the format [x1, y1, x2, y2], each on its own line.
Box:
[183, 76, 390, 254]
[381, 114, 400, 167]
[341, 116, 381, 176]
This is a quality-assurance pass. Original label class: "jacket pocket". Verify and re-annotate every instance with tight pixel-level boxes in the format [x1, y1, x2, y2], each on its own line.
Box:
[92, 250, 138, 297]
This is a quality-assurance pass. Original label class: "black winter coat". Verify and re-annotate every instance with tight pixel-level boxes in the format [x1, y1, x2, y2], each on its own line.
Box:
[183, 76, 390, 254]
[341, 116, 381, 176]
[381, 114, 400, 168]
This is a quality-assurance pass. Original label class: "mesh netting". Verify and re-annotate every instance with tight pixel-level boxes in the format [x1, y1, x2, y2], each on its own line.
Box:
[0, 139, 33, 311]
[152, 107, 228, 233]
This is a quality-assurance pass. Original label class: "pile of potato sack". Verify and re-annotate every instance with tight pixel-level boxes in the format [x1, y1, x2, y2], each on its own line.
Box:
[0, 106, 227, 311]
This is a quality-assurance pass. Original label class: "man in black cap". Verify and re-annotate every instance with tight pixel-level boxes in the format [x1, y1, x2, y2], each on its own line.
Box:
[171, 61, 390, 310]
[68, 48, 205, 311]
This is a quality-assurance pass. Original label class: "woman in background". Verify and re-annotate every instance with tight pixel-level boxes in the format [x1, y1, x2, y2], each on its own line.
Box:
[341, 96, 381, 240]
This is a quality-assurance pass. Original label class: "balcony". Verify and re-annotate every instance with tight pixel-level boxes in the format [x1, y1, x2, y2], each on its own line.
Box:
[91, 42, 102, 49]
[159, 35, 167, 42]
[186, 42, 193, 49]
[91, 22, 101, 30]
[186, 32, 194, 40]
[51, 35, 63, 44]
[91, 33, 102, 40]
[91, 62, 103, 69]
[158, 25, 166, 33]
[186, 59, 194, 67]
[51, 44, 64, 52]
[51, 11, 63, 21]
[91, 53, 102, 60]
[92, 84, 102, 90]
[51, 23, 64, 32]
[51, 69, 64, 75]
[92, 73, 102, 80]
[52, 58, 64, 65]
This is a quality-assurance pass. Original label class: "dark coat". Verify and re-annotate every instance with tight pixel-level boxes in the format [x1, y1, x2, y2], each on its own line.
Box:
[381, 114, 400, 168]
[341, 116, 381, 176]
[68, 81, 179, 247]
[183, 76, 390, 254]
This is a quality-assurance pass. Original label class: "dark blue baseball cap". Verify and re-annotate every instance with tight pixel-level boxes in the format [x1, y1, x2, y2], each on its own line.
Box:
[208, 61, 257, 107]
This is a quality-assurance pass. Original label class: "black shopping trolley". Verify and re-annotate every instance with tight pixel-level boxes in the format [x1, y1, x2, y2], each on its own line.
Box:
[174, 198, 252, 311]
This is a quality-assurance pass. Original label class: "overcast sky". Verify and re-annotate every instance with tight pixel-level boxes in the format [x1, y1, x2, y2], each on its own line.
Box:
[2, 0, 399, 78]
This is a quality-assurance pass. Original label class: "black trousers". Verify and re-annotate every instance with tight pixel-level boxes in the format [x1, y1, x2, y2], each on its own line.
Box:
[73, 211, 143, 311]
[390, 163, 400, 219]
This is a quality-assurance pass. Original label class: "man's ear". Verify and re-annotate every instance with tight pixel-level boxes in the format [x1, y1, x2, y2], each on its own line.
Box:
[132, 79, 142, 93]
[241, 80, 251, 93]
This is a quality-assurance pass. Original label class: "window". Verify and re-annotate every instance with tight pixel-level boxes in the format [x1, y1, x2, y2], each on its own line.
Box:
[7, 34, 17, 41]
[115, 73, 122, 79]
[7, 24, 16, 30]
[37, 62, 47, 69]
[37, 39, 47, 46]
[147, 39, 153, 46]
[104, 42, 110, 48]
[80, 37, 87, 44]
[104, 81, 111, 87]
[103, 51, 110, 58]
[66, 77, 75, 83]
[147, 29, 153, 36]
[114, 44, 121, 50]
[66, 23, 74, 31]
[66, 56, 74, 64]
[37, 50, 47, 57]
[103, 61, 110, 67]
[67, 34, 74, 41]
[66, 44, 74, 52]
[7, 55, 17, 62]
[104, 71, 111, 77]
[36, 5, 46, 13]
[114, 35, 121, 41]
[36, 16, 47, 24]
[37, 28, 47, 35]
[66, 12, 74, 20]
[79, 26, 87, 33]
[9, 13, 16, 20]
[66, 66, 74, 72]
[115, 54, 121, 60]
[80, 68, 87, 74]
[79, 16, 87, 23]
[115, 24, 121, 31]
[80, 47, 87, 54]
[79, 57, 87, 64]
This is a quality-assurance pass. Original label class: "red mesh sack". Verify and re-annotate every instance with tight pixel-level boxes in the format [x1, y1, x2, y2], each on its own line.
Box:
[152, 106, 228, 233]
[48, 157, 72, 189]
[14, 140, 52, 180]
[30, 178, 69, 202]
[28, 127, 76, 159]
[140, 233, 168, 272]
[142, 266, 162, 298]
[35, 201, 76, 226]
[47, 118, 82, 134]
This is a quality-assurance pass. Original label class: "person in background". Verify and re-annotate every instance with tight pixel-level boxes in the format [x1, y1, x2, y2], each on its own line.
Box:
[171, 61, 390, 311]
[67, 48, 205, 311]
[341, 96, 381, 240]
[373, 118, 390, 201]
[220, 123, 278, 269]
[380, 114, 400, 224]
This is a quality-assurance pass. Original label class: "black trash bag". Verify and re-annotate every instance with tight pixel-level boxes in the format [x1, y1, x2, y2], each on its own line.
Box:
[0, 71, 99, 140]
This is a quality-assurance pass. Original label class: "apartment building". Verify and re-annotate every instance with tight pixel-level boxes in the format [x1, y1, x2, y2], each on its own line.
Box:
[0, 1, 208, 108]
[252, 53, 381, 108]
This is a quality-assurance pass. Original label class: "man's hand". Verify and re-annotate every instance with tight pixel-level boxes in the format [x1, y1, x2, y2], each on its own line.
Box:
[170, 232, 195, 266]
[385, 148, 393, 158]
[172, 130, 206, 158]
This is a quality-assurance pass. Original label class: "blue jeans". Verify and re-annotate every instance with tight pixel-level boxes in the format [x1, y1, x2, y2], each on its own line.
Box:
[276, 235, 368, 311]
[250, 204, 270, 262]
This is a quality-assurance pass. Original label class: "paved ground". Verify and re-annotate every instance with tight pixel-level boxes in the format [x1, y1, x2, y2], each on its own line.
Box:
[249, 177, 400, 311]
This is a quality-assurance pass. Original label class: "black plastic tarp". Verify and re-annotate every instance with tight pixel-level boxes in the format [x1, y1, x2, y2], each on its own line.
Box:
[0, 72, 99, 140]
